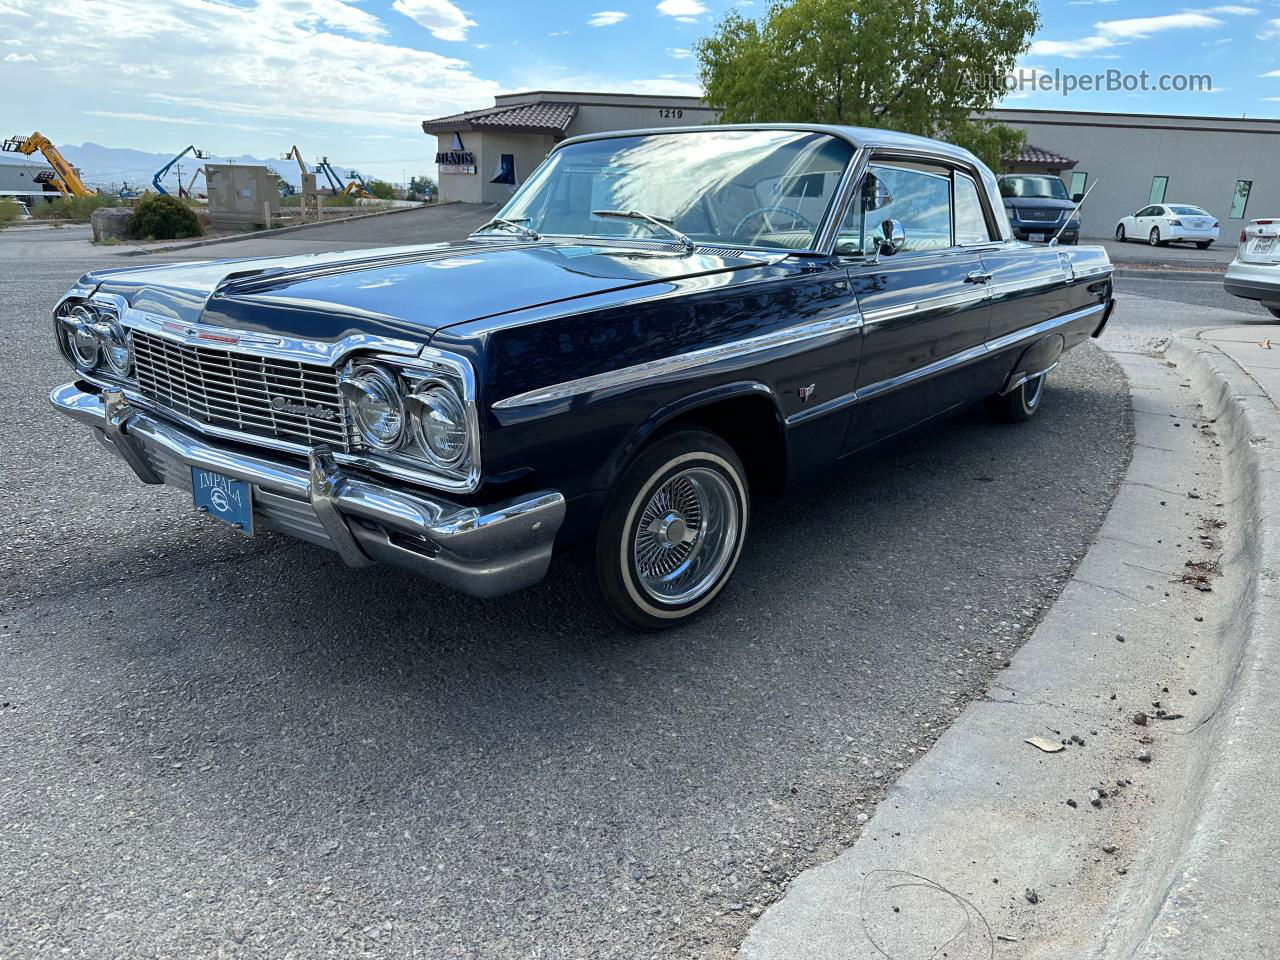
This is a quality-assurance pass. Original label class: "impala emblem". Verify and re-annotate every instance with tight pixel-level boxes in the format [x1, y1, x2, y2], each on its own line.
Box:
[270, 396, 337, 421]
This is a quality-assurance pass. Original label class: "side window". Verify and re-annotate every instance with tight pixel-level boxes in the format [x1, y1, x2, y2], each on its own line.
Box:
[954, 171, 992, 245]
[837, 161, 953, 255]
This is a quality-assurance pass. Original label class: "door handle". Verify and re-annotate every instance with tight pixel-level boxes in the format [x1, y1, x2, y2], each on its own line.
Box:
[964, 271, 993, 284]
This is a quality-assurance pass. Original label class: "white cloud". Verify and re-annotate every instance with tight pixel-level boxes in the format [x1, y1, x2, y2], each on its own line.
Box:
[587, 10, 627, 26]
[667, 47, 693, 59]
[1262, 69, 1280, 77]
[548, 30, 570, 37]
[0, 0, 500, 144]
[391, 0, 476, 41]
[4, 51, 35, 61]
[657, 0, 706, 17]
[1262, 18, 1280, 39]
[1030, 10, 1246, 59]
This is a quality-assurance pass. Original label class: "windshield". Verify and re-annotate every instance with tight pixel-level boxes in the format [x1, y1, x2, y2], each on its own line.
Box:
[492, 129, 855, 251]
[999, 176, 1069, 201]
[1169, 205, 1208, 216]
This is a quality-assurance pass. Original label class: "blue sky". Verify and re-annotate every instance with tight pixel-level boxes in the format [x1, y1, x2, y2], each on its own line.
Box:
[1, 0, 1278, 183]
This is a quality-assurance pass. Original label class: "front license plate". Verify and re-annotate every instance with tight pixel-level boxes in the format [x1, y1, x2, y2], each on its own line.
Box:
[191, 467, 254, 535]
[1256, 237, 1275, 255]
[1027, 232, 1046, 243]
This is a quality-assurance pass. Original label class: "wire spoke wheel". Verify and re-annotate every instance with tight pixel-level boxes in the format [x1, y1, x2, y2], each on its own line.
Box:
[632, 466, 739, 605]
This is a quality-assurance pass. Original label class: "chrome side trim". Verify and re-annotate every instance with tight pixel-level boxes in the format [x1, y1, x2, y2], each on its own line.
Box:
[785, 301, 1106, 425]
[861, 288, 988, 326]
[1000, 361, 1060, 397]
[492, 311, 865, 410]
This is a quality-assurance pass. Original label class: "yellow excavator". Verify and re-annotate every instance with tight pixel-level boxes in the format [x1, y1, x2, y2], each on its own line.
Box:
[2, 131, 94, 198]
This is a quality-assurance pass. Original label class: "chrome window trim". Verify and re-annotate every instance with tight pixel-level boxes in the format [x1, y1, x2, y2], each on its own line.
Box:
[786, 302, 1106, 426]
[492, 311, 865, 411]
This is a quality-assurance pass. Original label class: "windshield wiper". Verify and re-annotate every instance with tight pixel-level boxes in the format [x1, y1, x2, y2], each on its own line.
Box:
[473, 216, 542, 241]
[591, 209, 696, 253]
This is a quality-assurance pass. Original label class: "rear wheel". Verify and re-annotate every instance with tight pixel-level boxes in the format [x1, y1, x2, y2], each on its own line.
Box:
[594, 429, 749, 630]
[990, 372, 1047, 423]
[1115, 224, 1126, 242]
[1149, 227, 1165, 247]
[1196, 241, 1212, 250]
[1269, 306, 1280, 320]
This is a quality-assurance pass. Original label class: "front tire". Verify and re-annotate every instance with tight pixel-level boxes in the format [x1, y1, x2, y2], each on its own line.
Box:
[990, 372, 1047, 423]
[1150, 227, 1165, 247]
[1115, 224, 1126, 242]
[594, 429, 749, 630]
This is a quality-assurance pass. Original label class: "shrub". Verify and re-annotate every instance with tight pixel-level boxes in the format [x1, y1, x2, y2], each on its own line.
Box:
[0, 198, 21, 225]
[30, 194, 120, 221]
[129, 193, 201, 240]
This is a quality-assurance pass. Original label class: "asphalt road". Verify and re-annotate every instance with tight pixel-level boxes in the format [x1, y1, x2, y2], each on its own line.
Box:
[1, 218, 1249, 959]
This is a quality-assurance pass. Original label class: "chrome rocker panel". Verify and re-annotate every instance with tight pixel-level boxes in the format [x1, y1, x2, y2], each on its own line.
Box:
[51, 382, 565, 598]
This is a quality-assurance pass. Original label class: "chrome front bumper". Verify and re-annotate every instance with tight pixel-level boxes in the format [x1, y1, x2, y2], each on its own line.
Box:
[51, 383, 565, 597]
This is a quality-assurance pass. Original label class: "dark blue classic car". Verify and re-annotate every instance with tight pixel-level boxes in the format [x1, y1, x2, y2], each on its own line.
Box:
[51, 125, 1114, 629]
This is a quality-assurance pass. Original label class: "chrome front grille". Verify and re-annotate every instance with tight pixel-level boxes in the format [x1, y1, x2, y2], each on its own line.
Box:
[132, 331, 351, 449]
[1018, 207, 1061, 222]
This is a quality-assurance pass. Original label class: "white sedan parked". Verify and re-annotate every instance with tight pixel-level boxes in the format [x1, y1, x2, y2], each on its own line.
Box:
[1224, 218, 1280, 319]
[1115, 203, 1220, 249]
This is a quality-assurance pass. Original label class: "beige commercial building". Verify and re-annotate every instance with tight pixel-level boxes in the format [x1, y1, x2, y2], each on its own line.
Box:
[422, 93, 1280, 239]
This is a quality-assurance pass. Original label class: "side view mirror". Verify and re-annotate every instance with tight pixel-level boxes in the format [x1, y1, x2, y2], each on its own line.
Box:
[1072, 193, 1084, 203]
[877, 219, 906, 256]
[862, 173, 893, 212]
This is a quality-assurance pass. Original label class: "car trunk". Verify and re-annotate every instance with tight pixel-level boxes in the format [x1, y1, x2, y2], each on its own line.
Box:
[1238, 219, 1280, 265]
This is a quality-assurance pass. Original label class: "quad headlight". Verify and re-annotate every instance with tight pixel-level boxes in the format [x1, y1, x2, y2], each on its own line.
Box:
[58, 302, 133, 377]
[337, 355, 477, 489]
[339, 363, 406, 450]
[409, 380, 468, 468]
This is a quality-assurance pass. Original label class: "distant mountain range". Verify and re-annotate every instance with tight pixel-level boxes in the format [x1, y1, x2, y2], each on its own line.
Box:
[2, 142, 355, 192]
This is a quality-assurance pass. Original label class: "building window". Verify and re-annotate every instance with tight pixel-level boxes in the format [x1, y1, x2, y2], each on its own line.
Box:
[1149, 176, 1168, 205]
[1069, 172, 1088, 199]
[1230, 180, 1252, 220]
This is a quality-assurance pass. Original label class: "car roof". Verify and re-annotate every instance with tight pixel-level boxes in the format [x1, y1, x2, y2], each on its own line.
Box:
[554, 123, 986, 169]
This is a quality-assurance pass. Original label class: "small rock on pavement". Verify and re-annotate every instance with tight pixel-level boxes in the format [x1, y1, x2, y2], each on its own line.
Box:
[1066, 798, 1078, 808]
[1090, 789, 1102, 807]
[1133, 712, 1149, 726]
[1137, 749, 1153, 763]
[1025, 888, 1040, 905]
[1102, 844, 1118, 854]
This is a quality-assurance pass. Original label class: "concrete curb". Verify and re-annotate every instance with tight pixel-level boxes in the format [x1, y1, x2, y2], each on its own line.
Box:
[118, 203, 445, 256]
[1123, 332, 1280, 957]
[739, 343, 1252, 959]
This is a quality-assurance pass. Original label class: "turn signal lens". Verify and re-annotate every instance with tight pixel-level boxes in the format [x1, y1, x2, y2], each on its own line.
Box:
[339, 364, 405, 450]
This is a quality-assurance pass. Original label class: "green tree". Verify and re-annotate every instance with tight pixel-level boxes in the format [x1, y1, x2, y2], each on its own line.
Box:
[367, 179, 397, 200]
[408, 174, 436, 200]
[695, 0, 1039, 170]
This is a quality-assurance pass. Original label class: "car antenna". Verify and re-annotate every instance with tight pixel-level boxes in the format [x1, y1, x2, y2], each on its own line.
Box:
[1050, 179, 1099, 247]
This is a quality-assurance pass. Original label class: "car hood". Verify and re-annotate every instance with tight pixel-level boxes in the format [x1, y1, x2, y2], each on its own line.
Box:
[81, 240, 779, 344]
[1003, 197, 1077, 211]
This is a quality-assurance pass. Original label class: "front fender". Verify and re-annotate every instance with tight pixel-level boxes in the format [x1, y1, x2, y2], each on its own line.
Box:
[598, 380, 783, 490]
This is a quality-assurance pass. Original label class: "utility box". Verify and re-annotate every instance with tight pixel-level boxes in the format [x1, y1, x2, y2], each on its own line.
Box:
[205, 163, 281, 229]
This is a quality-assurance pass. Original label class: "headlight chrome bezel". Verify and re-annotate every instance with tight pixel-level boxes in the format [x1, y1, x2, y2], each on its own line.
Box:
[409, 378, 469, 469]
[339, 351, 480, 491]
[58, 300, 134, 378]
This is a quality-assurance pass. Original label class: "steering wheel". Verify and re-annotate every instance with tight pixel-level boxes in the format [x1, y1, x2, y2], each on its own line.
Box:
[733, 205, 816, 237]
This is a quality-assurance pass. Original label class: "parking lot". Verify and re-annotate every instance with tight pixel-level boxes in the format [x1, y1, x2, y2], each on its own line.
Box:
[0, 210, 1268, 958]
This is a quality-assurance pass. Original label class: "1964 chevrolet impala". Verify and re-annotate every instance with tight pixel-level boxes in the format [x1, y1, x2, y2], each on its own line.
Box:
[51, 125, 1114, 629]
